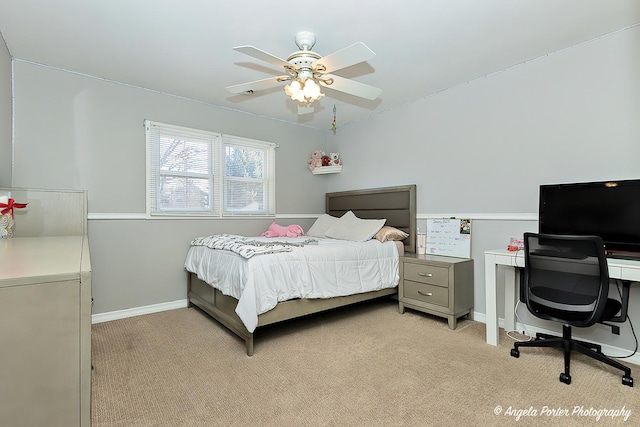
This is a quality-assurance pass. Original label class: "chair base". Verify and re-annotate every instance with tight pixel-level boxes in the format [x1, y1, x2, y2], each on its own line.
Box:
[511, 324, 633, 387]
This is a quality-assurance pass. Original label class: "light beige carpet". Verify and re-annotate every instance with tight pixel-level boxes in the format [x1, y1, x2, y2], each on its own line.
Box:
[91, 299, 639, 426]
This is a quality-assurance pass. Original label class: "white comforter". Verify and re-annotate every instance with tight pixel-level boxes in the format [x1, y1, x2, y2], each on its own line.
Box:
[184, 236, 400, 332]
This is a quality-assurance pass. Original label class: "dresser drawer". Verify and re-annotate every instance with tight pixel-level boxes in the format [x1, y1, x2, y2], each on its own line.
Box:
[403, 280, 449, 307]
[404, 263, 449, 287]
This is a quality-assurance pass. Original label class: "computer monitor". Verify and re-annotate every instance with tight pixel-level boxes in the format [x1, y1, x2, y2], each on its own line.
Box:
[539, 179, 640, 259]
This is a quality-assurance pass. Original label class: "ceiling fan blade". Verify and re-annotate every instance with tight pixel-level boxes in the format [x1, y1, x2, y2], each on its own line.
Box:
[319, 75, 382, 100]
[226, 76, 289, 94]
[233, 46, 291, 69]
[297, 104, 314, 115]
[313, 42, 375, 73]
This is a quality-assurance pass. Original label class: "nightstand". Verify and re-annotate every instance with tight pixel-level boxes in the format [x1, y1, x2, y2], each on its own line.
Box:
[398, 253, 474, 329]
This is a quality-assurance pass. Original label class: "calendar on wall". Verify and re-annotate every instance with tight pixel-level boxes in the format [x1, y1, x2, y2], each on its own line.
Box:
[426, 218, 471, 258]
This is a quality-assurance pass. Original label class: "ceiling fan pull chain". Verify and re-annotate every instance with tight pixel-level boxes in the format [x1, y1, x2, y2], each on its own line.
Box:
[332, 105, 337, 132]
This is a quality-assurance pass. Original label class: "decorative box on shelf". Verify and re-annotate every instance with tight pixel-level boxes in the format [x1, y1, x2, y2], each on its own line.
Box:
[311, 165, 342, 175]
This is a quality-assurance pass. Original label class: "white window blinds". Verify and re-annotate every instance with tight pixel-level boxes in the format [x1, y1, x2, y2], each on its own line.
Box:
[146, 120, 276, 217]
[222, 135, 276, 216]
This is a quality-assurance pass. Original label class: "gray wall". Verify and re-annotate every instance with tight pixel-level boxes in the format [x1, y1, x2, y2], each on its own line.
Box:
[0, 33, 11, 186]
[328, 25, 640, 349]
[328, 26, 640, 210]
[11, 60, 328, 313]
[12, 61, 329, 214]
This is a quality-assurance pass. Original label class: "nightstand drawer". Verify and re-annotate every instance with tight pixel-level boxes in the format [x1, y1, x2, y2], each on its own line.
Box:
[404, 263, 449, 287]
[403, 280, 449, 307]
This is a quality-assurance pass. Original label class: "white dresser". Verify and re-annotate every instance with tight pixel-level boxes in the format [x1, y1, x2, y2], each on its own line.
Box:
[0, 189, 91, 427]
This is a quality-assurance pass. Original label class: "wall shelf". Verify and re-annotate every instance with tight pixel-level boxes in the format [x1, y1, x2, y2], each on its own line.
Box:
[311, 165, 342, 175]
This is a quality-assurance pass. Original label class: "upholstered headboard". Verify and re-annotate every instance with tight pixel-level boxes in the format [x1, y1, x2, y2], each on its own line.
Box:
[326, 185, 417, 253]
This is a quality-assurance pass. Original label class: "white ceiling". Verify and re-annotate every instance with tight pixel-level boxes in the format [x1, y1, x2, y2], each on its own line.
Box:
[0, 1, 638, 131]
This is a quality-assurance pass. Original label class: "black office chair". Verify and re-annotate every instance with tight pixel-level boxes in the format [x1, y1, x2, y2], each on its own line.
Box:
[510, 232, 633, 387]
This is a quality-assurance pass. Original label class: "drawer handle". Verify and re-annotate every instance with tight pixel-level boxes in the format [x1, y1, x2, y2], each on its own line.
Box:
[417, 272, 433, 277]
[417, 291, 433, 297]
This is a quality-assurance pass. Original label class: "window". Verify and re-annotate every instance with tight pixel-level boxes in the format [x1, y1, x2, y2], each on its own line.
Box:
[146, 120, 276, 217]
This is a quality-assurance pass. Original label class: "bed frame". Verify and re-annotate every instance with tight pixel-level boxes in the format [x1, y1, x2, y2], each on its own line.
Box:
[187, 184, 417, 355]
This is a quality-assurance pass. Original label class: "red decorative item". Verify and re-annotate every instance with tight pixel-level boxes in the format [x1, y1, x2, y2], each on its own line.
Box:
[321, 155, 330, 166]
[0, 198, 28, 217]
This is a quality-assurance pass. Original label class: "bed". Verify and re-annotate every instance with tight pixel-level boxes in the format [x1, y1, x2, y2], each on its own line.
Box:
[185, 185, 416, 355]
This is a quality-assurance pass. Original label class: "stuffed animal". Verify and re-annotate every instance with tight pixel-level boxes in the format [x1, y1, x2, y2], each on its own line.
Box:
[261, 222, 305, 238]
[321, 154, 331, 166]
[307, 150, 324, 171]
[329, 152, 341, 166]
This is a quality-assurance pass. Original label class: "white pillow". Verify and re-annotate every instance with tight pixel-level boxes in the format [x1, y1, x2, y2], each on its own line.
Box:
[325, 211, 386, 242]
[306, 213, 340, 237]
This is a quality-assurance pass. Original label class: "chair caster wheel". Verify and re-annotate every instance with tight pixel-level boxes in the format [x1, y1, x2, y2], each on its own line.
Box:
[559, 373, 571, 384]
[622, 376, 634, 387]
[510, 348, 519, 358]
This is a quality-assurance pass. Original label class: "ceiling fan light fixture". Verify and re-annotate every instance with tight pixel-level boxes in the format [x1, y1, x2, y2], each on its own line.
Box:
[284, 78, 324, 103]
[227, 31, 381, 113]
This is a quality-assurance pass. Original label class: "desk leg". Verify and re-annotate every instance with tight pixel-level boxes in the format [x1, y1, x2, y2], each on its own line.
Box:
[504, 267, 517, 333]
[484, 254, 499, 346]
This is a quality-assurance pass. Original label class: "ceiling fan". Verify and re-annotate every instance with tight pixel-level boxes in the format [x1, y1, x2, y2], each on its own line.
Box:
[226, 31, 382, 114]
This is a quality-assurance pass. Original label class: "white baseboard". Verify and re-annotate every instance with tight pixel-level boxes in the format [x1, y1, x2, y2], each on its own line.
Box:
[472, 310, 485, 324]
[91, 299, 188, 324]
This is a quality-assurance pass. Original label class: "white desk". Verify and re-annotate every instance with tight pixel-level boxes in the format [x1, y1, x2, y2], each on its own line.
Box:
[484, 248, 640, 346]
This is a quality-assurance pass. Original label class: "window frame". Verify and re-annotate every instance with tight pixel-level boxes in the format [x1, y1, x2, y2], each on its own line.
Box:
[145, 120, 276, 218]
